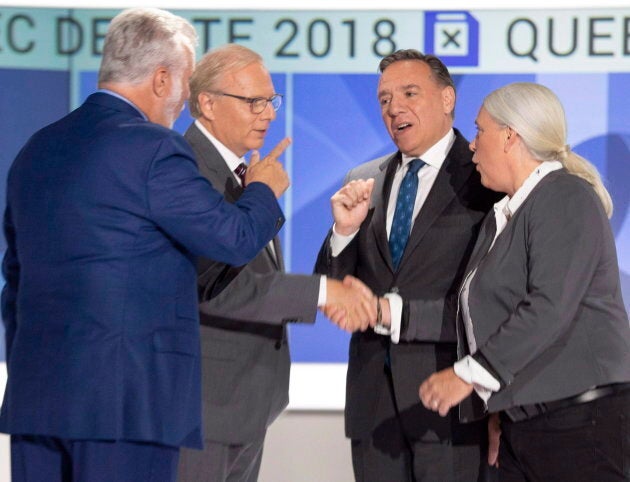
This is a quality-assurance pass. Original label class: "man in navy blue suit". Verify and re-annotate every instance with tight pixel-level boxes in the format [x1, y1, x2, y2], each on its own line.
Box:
[0, 8, 291, 482]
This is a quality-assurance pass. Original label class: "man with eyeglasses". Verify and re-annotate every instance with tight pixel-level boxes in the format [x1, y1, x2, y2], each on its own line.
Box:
[177, 44, 376, 482]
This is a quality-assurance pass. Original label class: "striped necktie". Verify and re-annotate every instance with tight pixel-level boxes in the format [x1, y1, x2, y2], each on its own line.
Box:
[234, 162, 247, 185]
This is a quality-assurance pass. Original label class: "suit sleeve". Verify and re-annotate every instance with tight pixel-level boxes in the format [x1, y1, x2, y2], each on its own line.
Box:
[200, 265, 320, 325]
[314, 229, 359, 279]
[1, 205, 19, 364]
[314, 169, 362, 279]
[478, 181, 608, 386]
[398, 189, 498, 343]
[398, 295, 459, 343]
[146, 135, 284, 266]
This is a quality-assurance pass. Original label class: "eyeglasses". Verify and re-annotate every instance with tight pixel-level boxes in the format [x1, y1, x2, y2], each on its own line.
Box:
[213, 92, 283, 114]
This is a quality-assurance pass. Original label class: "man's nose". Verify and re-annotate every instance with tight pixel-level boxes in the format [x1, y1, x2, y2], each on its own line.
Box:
[386, 96, 404, 116]
[260, 101, 276, 121]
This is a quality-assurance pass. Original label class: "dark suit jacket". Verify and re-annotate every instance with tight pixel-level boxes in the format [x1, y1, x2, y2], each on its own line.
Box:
[0, 93, 284, 449]
[183, 123, 320, 444]
[316, 129, 499, 441]
[459, 169, 630, 415]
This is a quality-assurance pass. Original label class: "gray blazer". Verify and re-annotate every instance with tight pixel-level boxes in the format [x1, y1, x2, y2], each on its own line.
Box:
[184, 123, 320, 444]
[460, 169, 630, 415]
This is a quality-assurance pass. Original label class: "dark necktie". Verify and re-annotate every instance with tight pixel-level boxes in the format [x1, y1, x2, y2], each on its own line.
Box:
[234, 162, 247, 185]
[389, 158, 425, 269]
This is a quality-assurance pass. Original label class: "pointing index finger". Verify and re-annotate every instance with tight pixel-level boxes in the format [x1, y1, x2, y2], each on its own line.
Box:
[267, 137, 291, 160]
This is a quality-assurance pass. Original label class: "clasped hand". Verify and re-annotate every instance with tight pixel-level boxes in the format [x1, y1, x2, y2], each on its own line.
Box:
[320, 276, 378, 332]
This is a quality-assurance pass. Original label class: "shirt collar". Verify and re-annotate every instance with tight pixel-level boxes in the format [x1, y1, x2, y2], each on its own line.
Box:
[96, 89, 147, 120]
[494, 160, 563, 220]
[194, 119, 246, 177]
[400, 128, 455, 171]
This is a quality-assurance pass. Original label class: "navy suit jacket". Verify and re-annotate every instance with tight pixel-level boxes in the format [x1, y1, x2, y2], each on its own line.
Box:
[0, 92, 284, 449]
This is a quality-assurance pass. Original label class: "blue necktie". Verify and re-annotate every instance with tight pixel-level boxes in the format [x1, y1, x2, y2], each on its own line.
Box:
[389, 158, 425, 269]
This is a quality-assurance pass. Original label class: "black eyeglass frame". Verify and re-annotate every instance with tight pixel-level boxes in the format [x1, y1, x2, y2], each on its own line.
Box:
[211, 91, 283, 114]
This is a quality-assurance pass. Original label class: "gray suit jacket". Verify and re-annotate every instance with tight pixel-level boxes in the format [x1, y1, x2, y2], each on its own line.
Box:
[184, 123, 320, 444]
[460, 169, 630, 416]
[316, 129, 500, 442]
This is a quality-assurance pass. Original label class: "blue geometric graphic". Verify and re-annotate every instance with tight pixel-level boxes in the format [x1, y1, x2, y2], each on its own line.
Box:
[425, 11, 480, 67]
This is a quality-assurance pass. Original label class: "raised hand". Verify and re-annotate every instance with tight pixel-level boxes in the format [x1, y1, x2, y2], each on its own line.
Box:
[321, 275, 377, 332]
[246, 137, 291, 198]
[418, 368, 473, 417]
[331, 179, 374, 235]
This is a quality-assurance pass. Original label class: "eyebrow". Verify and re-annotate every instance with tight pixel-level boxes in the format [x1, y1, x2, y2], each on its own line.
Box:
[378, 83, 420, 98]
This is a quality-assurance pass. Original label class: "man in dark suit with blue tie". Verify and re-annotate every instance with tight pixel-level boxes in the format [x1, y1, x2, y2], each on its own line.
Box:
[0, 8, 291, 482]
[177, 44, 376, 482]
[316, 50, 500, 481]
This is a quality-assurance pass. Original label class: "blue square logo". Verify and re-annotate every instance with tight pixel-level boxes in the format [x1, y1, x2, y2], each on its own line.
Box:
[424, 11, 479, 67]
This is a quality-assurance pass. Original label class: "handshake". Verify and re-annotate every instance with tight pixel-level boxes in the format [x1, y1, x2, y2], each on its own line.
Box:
[319, 276, 388, 333]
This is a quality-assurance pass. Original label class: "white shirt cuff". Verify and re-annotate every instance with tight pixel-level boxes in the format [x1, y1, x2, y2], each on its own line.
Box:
[330, 224, 359, 257]
[373, 292, 402, 343]
[453, 355, 501, 403]
[317, 275, 327, 307]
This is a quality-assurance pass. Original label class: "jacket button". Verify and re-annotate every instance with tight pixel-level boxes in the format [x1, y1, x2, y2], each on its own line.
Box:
[274, 341, 282, 349]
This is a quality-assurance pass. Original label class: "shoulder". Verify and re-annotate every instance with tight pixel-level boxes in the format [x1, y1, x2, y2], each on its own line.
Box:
[530, 170, 600, 211]
[347, 152, 396, 180]
[523, 170, 608, 230]
[123, 120, 194, 160]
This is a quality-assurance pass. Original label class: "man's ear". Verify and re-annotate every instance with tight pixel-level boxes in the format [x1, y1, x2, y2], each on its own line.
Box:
[442, 86, 455, 116]
[197, 91, 217, 120]
[152, 66, 170, 98]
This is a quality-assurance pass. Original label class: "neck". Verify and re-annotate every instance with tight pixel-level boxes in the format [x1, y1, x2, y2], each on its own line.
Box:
[100, 81, 155, 122]
[508, 158, 543, 197]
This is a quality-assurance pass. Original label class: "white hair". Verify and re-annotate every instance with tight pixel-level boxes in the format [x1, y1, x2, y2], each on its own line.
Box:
[483, 82, 613, 217]
[98, 8, 197, 85]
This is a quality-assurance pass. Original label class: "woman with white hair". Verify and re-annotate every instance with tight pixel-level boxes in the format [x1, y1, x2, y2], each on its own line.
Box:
[419, 82, 630, 481]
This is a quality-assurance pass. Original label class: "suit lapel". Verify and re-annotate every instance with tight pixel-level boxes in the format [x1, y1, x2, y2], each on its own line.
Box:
[184, 123, 242, 202]
[465, 213, 496, 274]
[370, 153, 399, 273]
[184, 123, 282, 271]
[398, 132, 475, 269]
[269, 236, 283, 271]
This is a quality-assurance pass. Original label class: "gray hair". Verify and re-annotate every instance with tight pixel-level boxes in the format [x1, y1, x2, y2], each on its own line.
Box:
[483, 82, 612, 217]
[188, 44, 263, 119]
[98, 8, 197, 85]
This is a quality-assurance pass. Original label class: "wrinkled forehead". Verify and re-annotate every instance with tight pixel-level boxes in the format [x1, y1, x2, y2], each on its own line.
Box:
[377, 61, 434, 95]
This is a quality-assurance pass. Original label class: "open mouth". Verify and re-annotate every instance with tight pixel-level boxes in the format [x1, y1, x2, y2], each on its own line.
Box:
[396, 122, 411, 132]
